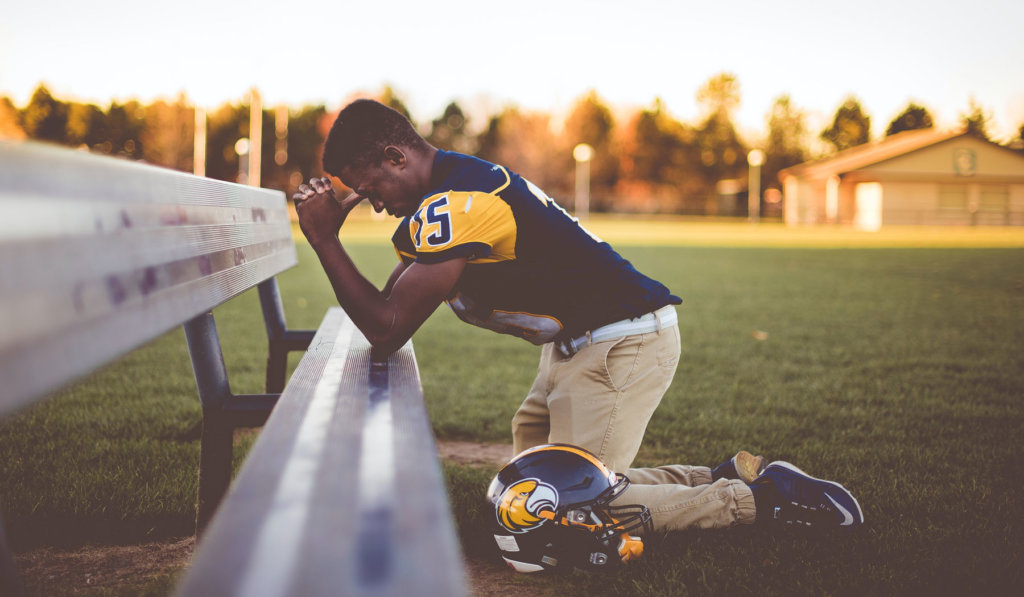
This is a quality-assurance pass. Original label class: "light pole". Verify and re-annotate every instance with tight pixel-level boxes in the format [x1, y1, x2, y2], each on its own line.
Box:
[234, 138, 250, 184]
[573, 143, 594, 221]
[747, 149, 765, 223]
[248, 88, 262, 188]
[274, 104, 288, 167]
[193, 105, 206, 177]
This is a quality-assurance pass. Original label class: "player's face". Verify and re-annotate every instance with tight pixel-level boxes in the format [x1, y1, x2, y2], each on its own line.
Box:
[340, 160, 421, 218]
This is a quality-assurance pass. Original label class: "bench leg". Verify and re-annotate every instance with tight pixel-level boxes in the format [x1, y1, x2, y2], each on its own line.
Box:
[259, 280, 289, 394]
[184, 313, 236, 537]
[188, 293, 311, 537]
[265, 344, 288, 395]
[196, 408, 234, 536]
[257, 278, 314, 394]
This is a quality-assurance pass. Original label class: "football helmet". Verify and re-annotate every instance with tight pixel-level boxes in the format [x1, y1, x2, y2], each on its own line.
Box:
[486, 444, 652, 573]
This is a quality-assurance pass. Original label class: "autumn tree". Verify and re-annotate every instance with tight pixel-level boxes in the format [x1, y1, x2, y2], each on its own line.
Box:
[562, 90, 618, 210]
[617, 99, 702, 212]
[205, 102, 248, 182]
[285, 104, 327, 184]
[475, 113, 503, 164]
[763, 94, 808, 190]
[476, 106, 564, 197]
[961, 98, 991, 139]
[427, 101, 475, 154]
[694, 73, 747, 192]
[21, 85, 68, 143]
[619, 99, 680, 182]
[141, 95, 194, 171]
[821, 96, 871, 152]
[103, 101, 146, 159]
[65, 102, 107, 149]
[886, 102, 934, 136]
[563, 90, 616, 150]
[379, 85, 414, 127]
[697, 72, 741, 116]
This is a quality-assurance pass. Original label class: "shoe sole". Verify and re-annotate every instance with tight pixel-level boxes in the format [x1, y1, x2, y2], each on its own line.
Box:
[764, 461, 864, 527]
[734, 450, 765, 484]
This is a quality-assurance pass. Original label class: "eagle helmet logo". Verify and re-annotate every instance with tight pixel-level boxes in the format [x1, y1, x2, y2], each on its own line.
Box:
[495, 478, 559, 533]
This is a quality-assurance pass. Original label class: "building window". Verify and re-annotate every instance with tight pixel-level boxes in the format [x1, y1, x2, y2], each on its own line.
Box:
[979, 186, 1009, 212]
[938, 185, 968, 211]
[976, 185, 1009, 225]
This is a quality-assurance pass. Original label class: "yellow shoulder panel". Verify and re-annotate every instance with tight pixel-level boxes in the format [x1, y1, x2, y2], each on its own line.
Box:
[408, 192, 516, 263]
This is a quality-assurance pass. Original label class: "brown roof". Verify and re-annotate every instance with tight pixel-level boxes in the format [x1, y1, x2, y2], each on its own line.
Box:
[780, 128, 965, 181]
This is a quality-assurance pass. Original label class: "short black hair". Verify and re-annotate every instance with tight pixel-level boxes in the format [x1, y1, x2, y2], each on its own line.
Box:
[322, 99, 423, 176]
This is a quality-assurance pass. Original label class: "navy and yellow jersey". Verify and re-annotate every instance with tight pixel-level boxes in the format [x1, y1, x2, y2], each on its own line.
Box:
[392, 150, 681, 345]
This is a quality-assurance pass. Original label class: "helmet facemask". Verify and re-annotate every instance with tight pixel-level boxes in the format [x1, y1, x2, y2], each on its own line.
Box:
[542, 473, 653, 570]
[488, 445, 654, 573]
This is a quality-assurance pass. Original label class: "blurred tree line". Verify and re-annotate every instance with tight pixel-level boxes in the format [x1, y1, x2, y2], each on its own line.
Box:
[2, 78, 1021, 216]
[0, 85, 327, 194]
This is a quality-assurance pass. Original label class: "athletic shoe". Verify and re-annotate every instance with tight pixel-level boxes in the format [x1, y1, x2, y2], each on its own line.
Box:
[711, 450, 767, 483]
[752, 461, 864, 528]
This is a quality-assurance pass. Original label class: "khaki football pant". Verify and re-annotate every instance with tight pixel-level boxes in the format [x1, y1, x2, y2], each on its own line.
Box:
[511, 318, 756, 533]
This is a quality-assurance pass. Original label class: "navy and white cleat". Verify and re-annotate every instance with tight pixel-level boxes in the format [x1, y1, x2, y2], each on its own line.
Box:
[754, 461, 864, 528]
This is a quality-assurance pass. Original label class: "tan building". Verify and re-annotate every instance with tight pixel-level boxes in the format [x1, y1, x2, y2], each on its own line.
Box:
[779, 129, 1024, 229]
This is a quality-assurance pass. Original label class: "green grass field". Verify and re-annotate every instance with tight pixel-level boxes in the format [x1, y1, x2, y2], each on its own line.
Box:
[2, 220, 1023, 596]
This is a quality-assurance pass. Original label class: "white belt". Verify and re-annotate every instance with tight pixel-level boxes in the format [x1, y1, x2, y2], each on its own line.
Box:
[556, 305, 677, 357]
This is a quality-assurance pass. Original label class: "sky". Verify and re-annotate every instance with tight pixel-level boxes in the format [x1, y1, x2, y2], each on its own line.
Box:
[2, 0, 1023, 142]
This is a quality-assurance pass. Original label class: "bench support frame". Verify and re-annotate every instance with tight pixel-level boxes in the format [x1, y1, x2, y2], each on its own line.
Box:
[184, 278, 314, 534]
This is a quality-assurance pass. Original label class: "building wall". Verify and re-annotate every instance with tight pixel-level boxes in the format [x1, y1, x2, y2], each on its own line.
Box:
[881, 182, 940, 225]
[838, 181, 857, 225]
[784, 135, 1024, 227]
[1011, 186, 1024, 225]
[879, 181, 1024, 226]
[867, 136, 1024, 178]
[784, 177, 827, 225]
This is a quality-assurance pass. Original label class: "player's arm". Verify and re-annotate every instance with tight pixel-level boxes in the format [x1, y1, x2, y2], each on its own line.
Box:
[306, 237, 464, 357]
[381, 262, 408, 298]
[293, 178, 463, 357]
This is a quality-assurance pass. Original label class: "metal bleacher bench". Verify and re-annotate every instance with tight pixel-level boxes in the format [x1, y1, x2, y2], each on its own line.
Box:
[0, 141, 468, 597]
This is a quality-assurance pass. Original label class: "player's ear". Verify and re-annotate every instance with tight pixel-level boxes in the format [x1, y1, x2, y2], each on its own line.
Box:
[383, 145, 406, 167]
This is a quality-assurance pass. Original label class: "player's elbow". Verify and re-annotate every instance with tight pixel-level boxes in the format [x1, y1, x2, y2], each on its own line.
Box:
[369, 342, 399, 363]
[361, 312, 413, 359]
[365, 332, 411, 361]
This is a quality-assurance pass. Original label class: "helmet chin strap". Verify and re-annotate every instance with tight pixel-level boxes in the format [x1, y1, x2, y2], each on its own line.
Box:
[618, 533, 644, 562]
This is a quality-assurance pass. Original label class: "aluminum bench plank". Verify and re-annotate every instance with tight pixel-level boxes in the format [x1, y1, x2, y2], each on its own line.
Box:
[175, 307, 468, 597]
[0, 141, 295, 414]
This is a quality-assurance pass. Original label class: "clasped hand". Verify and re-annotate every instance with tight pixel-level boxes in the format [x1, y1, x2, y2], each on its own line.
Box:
[292, 177, 364, 245]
